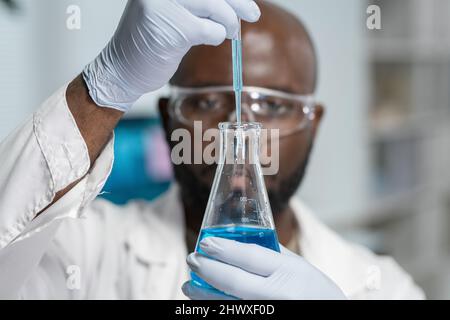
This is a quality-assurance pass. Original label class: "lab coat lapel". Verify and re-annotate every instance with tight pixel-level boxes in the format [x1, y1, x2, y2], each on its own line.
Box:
[120, 184, 188, 299]
[146, 183, 190, 299]
[291, 197, 371, 297]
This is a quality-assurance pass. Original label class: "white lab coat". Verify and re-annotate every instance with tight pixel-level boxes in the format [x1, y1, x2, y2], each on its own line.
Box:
[0, 85, 425, 300]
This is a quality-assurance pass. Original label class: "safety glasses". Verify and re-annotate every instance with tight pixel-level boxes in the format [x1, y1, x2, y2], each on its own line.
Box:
[168, 86, 316, 137]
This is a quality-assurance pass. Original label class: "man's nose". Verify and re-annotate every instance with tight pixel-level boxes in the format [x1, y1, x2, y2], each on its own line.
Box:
[227, 103, 255, 122]
[240, 111, 251, 122]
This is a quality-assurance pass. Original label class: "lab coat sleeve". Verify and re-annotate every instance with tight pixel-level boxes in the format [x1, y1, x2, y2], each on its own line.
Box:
[0, 84, 114, 298]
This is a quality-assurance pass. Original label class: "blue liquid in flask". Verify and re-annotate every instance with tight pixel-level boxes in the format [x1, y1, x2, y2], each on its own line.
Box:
[191, 225, 280, 291]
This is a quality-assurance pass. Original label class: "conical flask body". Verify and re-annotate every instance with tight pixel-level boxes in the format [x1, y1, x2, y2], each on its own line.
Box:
[191, 122, 280, 291]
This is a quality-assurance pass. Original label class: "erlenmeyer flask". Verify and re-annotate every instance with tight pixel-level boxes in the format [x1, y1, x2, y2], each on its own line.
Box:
[191, 122, 280, 291]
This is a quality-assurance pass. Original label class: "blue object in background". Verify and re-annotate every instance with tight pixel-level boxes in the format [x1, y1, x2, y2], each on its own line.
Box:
[100, 117, 173, 205]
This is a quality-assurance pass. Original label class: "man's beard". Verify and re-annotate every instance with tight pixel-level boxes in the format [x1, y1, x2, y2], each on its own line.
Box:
[174, 142, 314, 219]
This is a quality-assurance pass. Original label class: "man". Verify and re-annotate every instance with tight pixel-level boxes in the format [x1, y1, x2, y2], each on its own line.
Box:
[161, 2, 424, 300]
[0, 0, 423, 299]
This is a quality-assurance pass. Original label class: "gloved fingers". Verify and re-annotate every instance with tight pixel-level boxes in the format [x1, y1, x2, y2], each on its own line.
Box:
[182, 281, 238, 300]
[187, 253, 264, 299]
[225, 0, 261, 22]
[198, 237, 282, 277]
[178, 0, 260, 23]
[177, 0, 240, 39]
[194, 18, 228, 46]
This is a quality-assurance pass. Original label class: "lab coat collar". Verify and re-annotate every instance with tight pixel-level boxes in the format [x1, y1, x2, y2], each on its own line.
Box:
[290, 197, 370, 297]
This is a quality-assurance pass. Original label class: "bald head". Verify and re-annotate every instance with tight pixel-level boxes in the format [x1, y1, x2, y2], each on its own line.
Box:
[171, 0, 317, 94]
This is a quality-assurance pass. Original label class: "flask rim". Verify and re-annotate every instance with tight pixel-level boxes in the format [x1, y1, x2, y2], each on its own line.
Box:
[218, 122, 262, 131]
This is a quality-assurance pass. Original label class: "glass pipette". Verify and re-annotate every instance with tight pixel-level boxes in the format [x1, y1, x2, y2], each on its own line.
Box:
[232, 19, 244, 160]
[232, 19, 243, 125]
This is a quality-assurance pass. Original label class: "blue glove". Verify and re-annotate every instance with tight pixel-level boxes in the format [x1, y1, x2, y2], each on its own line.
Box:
[83, 0, 261, 112]
[183, 237, 347, 300]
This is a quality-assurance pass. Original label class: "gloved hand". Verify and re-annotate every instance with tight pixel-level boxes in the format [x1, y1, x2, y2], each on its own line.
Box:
[83, 0, 261, 112]
[183, 237, 347, 300]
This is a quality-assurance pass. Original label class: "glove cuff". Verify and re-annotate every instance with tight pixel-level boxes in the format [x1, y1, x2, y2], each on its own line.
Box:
[82, 55, 140, 113]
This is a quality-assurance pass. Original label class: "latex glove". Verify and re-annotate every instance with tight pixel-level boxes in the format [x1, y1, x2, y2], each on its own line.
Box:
[83, 0, 261, 112]
[183, 237, 347, 300]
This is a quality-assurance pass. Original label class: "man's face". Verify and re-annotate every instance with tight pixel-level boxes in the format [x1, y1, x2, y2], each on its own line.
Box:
[160, 18, 323, 216]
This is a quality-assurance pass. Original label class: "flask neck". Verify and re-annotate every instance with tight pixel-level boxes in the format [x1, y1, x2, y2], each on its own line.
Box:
[219, 122, 261, 165]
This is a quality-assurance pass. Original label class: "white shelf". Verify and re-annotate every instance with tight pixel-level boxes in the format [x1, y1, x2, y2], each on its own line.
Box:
[359, 0, 450, 298]
[332, 185, 426, 230]
[368, 38, 450, 63]
[369, 112, 450, 142]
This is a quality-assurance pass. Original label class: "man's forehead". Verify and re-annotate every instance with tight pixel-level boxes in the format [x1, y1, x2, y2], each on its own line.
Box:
[172, 41, 314, 94]
[171, 2, 317, 95]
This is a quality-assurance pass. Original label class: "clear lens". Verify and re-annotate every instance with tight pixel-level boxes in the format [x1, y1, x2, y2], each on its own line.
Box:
[169, 88, 314, 135]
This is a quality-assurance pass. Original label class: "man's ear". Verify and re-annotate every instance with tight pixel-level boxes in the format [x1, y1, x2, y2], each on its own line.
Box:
[158, 97, 171, 143]
[311, 103, 325, 137]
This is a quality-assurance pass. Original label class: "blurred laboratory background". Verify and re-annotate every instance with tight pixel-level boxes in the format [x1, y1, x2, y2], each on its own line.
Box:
[1, 0, 450, 298]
